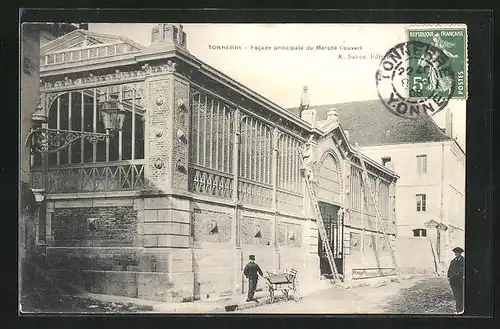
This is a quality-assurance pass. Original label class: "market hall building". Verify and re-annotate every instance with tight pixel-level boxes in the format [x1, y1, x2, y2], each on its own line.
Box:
[28, 24, 399, 302]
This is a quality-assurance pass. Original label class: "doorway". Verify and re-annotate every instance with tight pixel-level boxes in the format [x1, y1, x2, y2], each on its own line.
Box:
[317, 201, 344, 276]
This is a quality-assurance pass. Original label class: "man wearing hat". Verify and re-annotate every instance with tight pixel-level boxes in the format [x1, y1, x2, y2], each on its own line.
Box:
[447, 247, 465, 314]
[243, 254, 264, 302]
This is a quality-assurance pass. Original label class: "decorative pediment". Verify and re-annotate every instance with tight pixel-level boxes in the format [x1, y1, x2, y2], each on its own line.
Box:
[41, 29, 144, 58]
[65, 37, 101, 49]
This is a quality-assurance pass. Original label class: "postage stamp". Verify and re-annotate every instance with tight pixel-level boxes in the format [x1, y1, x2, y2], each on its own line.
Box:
[375, 24, 467, 119]
[406, 25, 468, 101]
[375, 40, 457, 119]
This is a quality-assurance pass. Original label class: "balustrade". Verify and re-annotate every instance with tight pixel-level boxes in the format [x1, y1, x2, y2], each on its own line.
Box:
[237, 179, 273, 208]
[276, 189, 304, 214]
[189, 166, 233, 199]
[31, 160, 144, 193]
[41, 42, 140, 67]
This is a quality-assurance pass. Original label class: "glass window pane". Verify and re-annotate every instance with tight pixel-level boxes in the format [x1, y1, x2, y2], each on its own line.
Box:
[134, 114, 144, 159]
[122, 112, 132, 161]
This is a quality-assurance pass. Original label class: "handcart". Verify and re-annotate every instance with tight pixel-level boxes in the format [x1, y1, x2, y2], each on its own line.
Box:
[265, 268, 301, 304]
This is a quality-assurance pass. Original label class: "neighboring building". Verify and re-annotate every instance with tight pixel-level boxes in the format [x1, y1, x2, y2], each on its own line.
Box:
[20, 22, 83, 270]
[289, 100, 466, 272]
[25, 24, 399, 303]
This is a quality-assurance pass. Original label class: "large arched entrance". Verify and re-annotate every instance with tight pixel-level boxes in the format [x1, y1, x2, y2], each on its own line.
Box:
[316, 151, 344, 276]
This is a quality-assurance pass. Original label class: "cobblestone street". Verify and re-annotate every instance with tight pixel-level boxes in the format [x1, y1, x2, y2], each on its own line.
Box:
[235, 276, 457, 314]
[380, 277, 456, 314]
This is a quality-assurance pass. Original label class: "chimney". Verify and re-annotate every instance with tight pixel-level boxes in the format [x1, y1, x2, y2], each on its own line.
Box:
[151, 23, 187, 49]
[381, 156, 394, 171]
[445, 109, 453, 138]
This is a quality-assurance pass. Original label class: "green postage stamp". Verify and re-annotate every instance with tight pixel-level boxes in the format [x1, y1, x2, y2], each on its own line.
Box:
[406, 24, 468, 100]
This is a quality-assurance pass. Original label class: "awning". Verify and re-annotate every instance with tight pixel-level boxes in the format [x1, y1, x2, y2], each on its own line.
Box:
[424, 219, 448, 231]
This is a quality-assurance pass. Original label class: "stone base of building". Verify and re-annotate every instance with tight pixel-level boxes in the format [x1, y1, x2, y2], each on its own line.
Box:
[45, 246, 323, 302]
[41, 193, 399, 302]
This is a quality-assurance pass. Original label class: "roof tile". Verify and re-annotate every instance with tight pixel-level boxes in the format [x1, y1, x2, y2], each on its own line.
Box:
[289, 99, 451, 146]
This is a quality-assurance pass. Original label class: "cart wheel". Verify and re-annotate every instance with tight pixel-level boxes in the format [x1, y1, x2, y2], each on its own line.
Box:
[283, 289, 289, 301]
[267, 286, 274, 304]
[293, 279, 300, 301]
[293, 290, 302, 302]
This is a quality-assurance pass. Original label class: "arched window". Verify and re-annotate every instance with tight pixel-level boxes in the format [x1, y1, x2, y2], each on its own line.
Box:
[317, 152, 342, 204]
[379, 181, 390, 219]
[412, 228, 427, 237]
[45, 85, 145, 167]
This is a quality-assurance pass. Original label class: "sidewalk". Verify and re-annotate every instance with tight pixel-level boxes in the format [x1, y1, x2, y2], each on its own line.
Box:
[73, 277, 336, 313]
[72, 292, 229, 313]
[71, 274, 432, 313]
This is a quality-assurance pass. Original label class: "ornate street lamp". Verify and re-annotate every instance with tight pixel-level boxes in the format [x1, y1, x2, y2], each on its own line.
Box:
[100, 97, 127, 133]
[25, 96, 127, 154]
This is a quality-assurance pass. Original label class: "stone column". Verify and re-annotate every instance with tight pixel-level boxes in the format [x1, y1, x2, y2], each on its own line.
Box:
[171, 75, 190, 191]
[138, 67, 193, 302]
[45, 202, 54, 247]
[300, 141, 321, 291]
[144, 72, 174, 192]
[143, 69, 190, 194]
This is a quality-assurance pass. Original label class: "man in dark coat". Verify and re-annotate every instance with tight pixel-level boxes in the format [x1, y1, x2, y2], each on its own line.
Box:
[243, 254, 264, 302]
[447, 246, 465, 314]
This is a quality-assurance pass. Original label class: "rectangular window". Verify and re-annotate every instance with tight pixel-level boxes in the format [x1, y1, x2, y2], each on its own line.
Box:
[189, 91, 234, 175]
[277, 134, 302, 193]
[417, 154, 427, 174]
[412, 228, 427, 237]
[416, 194, 427, 212]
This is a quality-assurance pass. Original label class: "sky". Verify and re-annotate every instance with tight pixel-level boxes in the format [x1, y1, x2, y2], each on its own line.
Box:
[89, 23, 466, 150]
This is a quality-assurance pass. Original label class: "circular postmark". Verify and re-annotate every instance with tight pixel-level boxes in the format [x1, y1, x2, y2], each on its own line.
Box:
[376, 41, 456, 119]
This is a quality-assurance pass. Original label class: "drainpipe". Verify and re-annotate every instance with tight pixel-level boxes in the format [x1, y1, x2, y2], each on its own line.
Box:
[439, 141, 445, 267]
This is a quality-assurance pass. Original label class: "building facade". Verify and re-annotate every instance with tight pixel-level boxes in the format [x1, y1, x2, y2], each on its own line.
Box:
[26, 24, 398, 302]
[290, 101, 466, 273]
[360, 138, 465, 270]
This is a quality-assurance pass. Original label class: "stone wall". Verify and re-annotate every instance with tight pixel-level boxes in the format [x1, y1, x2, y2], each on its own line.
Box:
[191, 203, 235, 299]
[48, 246, 194, 300]
[45, 196, 194, 302]
[396, 236, 437, 274]
[140, 196, 191, 248]
[52, 206, 137, 247]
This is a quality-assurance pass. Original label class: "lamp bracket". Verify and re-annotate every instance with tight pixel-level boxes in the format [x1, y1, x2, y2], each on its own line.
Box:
[26, 128, 110, 154]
